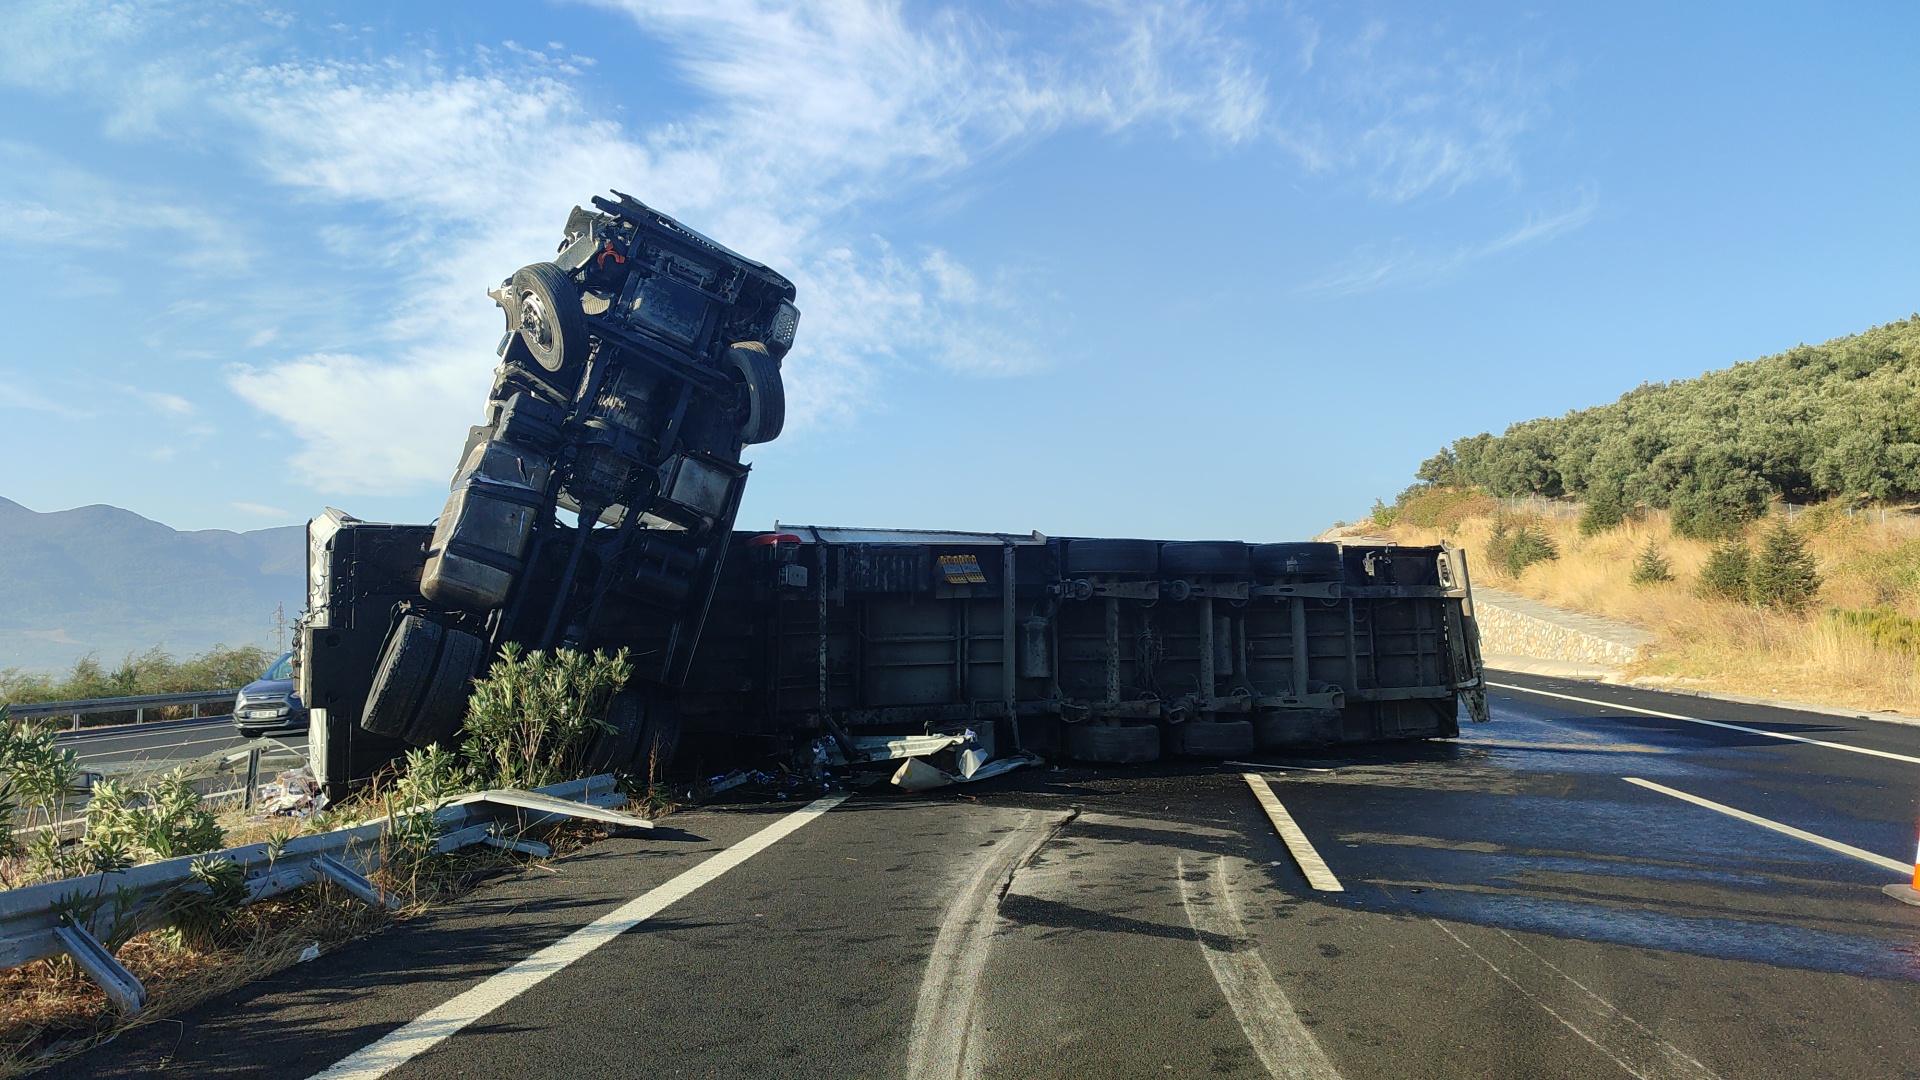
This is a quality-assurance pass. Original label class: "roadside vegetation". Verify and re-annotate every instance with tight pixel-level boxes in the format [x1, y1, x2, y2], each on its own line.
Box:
[0, 645, 274, 727]
[0, 646, 651, 1075]
[1367, 485, 1920, 714]
[1414, 315, 1920, 538]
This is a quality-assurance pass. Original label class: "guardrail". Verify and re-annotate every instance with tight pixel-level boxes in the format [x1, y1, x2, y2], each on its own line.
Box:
[4, 689, 240, 730]
[0, 773, 645, 1014]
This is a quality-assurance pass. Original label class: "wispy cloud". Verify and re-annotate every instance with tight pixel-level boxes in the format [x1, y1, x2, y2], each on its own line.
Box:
[1306, 187, 1598, 295]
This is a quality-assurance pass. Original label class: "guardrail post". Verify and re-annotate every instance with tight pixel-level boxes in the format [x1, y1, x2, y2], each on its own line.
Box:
[244, 748, 262, 811]
[135, 707, 144, 725]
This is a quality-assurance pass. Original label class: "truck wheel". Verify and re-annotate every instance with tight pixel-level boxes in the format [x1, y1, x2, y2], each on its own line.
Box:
[1064, 722, 1161, 763]
[508, 262, 586, 377]
[585, 689, 681, 777]
[729, 342, 785, 444]
[1160, 541, 1251, 579]
[1169, 720, 1254, 758]
[1065, 539, 1160, 576]
[1251, 542, 1342, 578]
[403, 627, 488, 746]
[361, 616, 443, 738]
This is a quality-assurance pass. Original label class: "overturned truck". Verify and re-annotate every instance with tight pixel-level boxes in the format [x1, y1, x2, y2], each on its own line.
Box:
[298, 193, 1488, 799]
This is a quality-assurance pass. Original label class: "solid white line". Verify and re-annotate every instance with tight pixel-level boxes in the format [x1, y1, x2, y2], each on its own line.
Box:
[1178, 856, 1344, 1080]
[1243, 775, 1343, 892]
[1622, 777, 1908, 874]
[306, 794, 849, 1080]
[905, 810, 1062, 1080]
[1488, 682, 1920, 766]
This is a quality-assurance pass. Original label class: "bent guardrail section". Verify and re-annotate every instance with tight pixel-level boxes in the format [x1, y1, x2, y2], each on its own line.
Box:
[0, 773, 644, 1014]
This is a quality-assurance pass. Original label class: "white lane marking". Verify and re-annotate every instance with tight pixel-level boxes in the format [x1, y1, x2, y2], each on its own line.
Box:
[1243, 775, 1344, 892]
[1488, 681, 1920, 766]
[1178, 856, 1344, 1080]
[1433, 920, 1722, 1080]
[306, 795, 849, 1080]
[1622, 777, 1908, 874]
[905, 810, 1067, 1080]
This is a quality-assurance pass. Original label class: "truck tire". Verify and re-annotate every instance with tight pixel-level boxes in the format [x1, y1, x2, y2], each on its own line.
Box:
[1065, 539, 1160, 576]
[1160, 541, 1251, 579]
[729, 342, 785, 444]
[1251, 542, 1342, 579]
[509, 262, 586, 377]
[1064, 722, 1161, 763]
[1253, 709, 1343, 748]
[585, 689, 682, 777]
[403, 627, 488, 745]
[361, 616, 443, 738]
[1169, 719, 1254, 757]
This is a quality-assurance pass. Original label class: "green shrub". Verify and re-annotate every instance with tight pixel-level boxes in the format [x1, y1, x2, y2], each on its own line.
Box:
[1827, 606, 1920, 655]
[1696, 540, 1752, 601]
[1485, 519, 1559, 576]
[1629, 541, 1674, 585]
[1749, 522, 1821, 610]
[1578, 486, 1627, 536]
[461, 644, 632, 790]
[1370, 498, 1398, 527]
[81, 769, 225, 870]
[0, 643, 275, 709]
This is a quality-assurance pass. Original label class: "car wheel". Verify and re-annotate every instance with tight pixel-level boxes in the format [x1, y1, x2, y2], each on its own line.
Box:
[1169, 719, 1255, 758]
[728, 342, 785, 445]
[361, 615, 443, 738]
[1064, 722, 1161, 763]
[508, 262, 586, 377]
[403, 627, 489, 746]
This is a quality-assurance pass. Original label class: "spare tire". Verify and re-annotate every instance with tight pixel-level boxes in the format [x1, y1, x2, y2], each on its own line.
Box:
[403, 627, 488, 746]
[361, 616, 443, 738]
[1169, 719, 1254, 758]
[728, 342, 785, 445]
[1065, 539, 1160, 577]
[508, 262, 586, 377]
[1251, 542, 1343, 579]
[1064, 722, 1161, 763]
[1161, 541, 1251, 579]
[585, 689, 682, 778]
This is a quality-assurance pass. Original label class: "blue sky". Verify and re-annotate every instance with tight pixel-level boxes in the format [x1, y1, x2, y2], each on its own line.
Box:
[1, 1, 1915, 541]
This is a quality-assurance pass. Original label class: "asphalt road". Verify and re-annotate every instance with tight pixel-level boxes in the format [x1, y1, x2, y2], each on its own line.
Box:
[57, 717, 307, 777]
[48, 675, 1920, 1079]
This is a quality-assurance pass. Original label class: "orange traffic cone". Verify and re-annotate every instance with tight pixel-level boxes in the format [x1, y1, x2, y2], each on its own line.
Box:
[1885, 836, 1920, 906]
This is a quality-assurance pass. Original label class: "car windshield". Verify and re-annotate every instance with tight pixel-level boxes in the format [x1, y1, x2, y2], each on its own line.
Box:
[264, 652, 294, 681]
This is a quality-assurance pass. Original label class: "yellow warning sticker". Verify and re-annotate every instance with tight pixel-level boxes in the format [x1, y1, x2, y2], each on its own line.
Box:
[938, 554, 988, 584]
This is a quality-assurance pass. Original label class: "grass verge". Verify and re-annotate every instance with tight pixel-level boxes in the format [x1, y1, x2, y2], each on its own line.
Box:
[1362, 490, 1920, 716]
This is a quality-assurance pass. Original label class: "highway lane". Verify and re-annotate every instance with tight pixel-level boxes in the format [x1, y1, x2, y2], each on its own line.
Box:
[56, 717, 307, 774]
[49, 676, 1920, 1079]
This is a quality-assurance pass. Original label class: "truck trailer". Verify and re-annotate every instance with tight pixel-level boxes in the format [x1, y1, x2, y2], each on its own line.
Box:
[301, 515, 1488, 798]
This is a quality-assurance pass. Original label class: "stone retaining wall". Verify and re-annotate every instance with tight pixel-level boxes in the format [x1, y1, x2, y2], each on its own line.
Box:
[1471, 587, 1653, 668]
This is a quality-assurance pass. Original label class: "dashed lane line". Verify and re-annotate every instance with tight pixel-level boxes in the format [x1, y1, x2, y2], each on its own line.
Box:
[1622, 777, 1908, 874]
[1243, 774, 1344, 892]
[306, 794, 850, 1080]
[1489, 681, 1920, 766]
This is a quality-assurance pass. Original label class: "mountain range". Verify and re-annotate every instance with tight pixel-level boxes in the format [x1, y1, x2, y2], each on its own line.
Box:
[0, 497, 305, 674]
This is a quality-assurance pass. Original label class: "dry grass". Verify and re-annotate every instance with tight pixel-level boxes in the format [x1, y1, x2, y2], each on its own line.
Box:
[1370, 501, 1920, 716]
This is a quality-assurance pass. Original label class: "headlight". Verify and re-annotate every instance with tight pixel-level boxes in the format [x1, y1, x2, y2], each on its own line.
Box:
[765, 301, 799, 360]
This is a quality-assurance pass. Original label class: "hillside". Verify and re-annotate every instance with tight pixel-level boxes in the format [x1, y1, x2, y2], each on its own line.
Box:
[1417, 315, 1920, 536]
[0, 498, 305, 674]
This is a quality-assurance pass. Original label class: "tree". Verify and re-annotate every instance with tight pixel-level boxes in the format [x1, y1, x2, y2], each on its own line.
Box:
[1629, 541, 1673, 585]
[1696, 540, 1751, 601]
[1578, 484, 1627, 536]
[1748, 521, 1820, 610]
